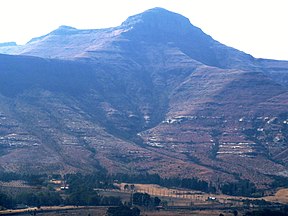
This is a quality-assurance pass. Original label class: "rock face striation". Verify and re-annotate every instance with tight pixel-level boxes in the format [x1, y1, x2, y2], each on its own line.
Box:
[0, 8, 288, 188]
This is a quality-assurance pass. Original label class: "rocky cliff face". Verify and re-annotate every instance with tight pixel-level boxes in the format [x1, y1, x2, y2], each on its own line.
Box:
[0, 8, 287, 188]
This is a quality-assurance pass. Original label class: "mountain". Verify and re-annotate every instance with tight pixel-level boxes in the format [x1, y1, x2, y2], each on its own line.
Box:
[0, 8, 287, 189]
[0, 8, 256, 69]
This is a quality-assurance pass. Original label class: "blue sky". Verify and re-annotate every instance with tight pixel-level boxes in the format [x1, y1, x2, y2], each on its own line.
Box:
[0, 0, 287, 60]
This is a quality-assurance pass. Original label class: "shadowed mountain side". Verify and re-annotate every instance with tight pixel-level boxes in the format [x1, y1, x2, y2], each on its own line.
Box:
[0, 54, 167, 135]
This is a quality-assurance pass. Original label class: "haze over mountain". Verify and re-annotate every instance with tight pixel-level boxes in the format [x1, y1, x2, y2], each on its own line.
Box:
[0, 8, 287, 189]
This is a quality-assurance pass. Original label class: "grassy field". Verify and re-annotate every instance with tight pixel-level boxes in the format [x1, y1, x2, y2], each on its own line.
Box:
[115, 183, 288, 206]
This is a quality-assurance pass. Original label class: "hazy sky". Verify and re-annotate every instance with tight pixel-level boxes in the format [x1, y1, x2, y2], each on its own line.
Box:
[0, 0, 287, 60]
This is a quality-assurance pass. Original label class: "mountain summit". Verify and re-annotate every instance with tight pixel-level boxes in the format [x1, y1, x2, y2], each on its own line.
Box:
[0, 8, 252, 68]
[0, 8, 288, 189]
[121, 7, 194, 36]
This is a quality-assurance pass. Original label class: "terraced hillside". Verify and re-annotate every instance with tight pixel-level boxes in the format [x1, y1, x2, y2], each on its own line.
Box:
[0, 8, 287, 189]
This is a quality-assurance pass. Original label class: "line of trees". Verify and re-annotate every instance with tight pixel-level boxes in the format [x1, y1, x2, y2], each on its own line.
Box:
[113, 173, 216, 193]
[0, 188, 121, 209]
[0, 172, 47, 186]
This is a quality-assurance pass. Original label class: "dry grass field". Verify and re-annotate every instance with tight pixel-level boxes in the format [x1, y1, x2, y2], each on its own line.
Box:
[264, 188, 288, 204]
[118, 183, 288, 206]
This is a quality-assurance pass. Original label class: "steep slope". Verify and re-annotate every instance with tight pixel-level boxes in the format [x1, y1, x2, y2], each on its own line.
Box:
[0, 8, 287, 189]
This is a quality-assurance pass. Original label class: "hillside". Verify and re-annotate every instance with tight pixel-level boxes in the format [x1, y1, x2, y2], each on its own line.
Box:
[0, 8, 287, 189]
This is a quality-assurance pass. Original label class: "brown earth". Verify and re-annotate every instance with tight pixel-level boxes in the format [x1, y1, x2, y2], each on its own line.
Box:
[0, 8, 287, 190]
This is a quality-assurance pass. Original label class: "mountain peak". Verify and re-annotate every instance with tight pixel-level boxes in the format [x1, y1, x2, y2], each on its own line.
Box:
[142, 7, 174, 14]
[27, 25, 78, 44]
[0, 7, 252, 69]
[121, 7, 192, 32]
[51, 25, 77, 35]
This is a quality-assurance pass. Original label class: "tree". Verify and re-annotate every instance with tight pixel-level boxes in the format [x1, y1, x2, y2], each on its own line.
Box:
[0, 192, 14, 209]
[154, 197, 161, 206]
[100, 196, 122, 206]
[130, 184, 135, 191]
[132, 193, 161, 207]
[133, 193, 151, 206]
[220, 180, 257, 197]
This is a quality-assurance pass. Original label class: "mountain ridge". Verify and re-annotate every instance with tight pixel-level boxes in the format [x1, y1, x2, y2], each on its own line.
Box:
[0, 8, 257, 69]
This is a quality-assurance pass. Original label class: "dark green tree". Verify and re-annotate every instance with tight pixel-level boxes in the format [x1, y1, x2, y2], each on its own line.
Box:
[154, 197, 161, 206]
[0, 192, 14, 209]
